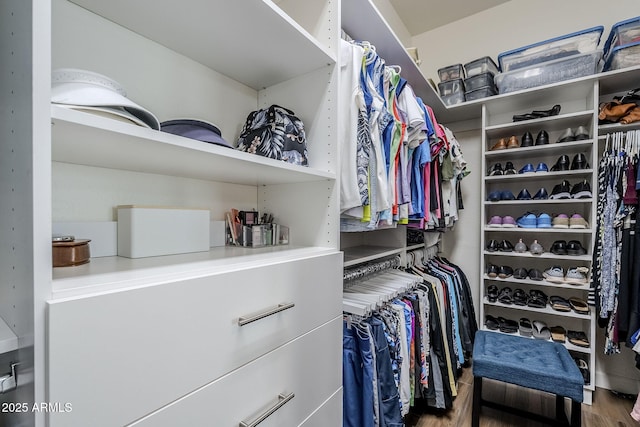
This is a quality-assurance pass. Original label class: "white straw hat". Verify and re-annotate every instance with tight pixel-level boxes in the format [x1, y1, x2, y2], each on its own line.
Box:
[51, 68, 160, 130]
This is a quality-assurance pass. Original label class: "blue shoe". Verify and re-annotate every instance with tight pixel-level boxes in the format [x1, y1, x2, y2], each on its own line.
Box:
[487, 191, 502, 202]
[516, 213, 538, 228]
[518, 163, 535, 174]
[537, 213, 552, 228]
[500, 190, 516, 201]
[517, 189, 532, 200]
[533, 187, 549, 200]
[535, 162, 549, 173]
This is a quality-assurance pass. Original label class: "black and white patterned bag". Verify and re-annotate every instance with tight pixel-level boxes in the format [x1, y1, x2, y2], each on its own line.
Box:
[236, 105, 308, 166]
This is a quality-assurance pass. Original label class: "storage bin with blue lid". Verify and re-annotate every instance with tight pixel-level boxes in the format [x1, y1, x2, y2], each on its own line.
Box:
[495, 50, 603, 94]
[604, 16, 640, 57]
[498, 26, 604, 72]
[604, 40, 640, 72]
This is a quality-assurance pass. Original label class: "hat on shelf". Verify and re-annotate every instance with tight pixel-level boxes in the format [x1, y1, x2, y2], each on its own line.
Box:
[160, 119, 232, 148]
[51, 68, 160, 130]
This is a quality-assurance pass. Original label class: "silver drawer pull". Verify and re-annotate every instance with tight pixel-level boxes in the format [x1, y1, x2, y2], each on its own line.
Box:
[237, 302, 295, 326]
[239, 392, 294, 427]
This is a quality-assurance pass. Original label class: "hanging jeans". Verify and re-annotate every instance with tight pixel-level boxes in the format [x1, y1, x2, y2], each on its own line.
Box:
[343, 322, 365, 427]
[367, 316, 404, 427]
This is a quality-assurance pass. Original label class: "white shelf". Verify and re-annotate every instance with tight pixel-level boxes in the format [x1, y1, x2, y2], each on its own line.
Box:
[485, 110, 594, 134]
[0, 318, 18, 355]
[598, 122, 640, 136]
[484, 275, 591, 291]
[68, 0, 335, 91]
[484, 199, 592, 206]
[52, 246, 338, 300]
[483, 251, 591, 261]
[484, 228, 592, 234]
[51, 106, 335, 186]
[342, 245, 403, 267]
[484, 299, 592, 320]
[485, 140, 594, 158]
[407, 243, 426, 251]
[485, 169, 593, 182]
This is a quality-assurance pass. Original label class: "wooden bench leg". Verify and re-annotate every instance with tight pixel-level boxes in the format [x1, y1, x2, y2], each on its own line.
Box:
[571, 399, 581, 427]
[472, 376, 482, 427]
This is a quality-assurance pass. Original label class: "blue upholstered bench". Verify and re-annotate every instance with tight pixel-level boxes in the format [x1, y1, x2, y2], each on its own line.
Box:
[472, 330, 584, 427]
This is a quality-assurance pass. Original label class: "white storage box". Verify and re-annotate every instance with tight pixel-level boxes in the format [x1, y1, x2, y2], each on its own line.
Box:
[117, 205, 210, 258]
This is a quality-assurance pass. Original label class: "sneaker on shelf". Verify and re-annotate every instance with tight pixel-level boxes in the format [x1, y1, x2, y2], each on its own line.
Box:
[487, 215, 503, 227]
[488, 163, 504, 176]
[535, 162, 549, 173]
[549, 180, 572, 200]
[513, 268, 528, 280]
[533, 187, 549, 200]
[550, 240, 568, 255]
[500, 190, 516, 201]
[517, 189, 532, 200]
[502, 216, 517, 228]
[518, 163, 536, 174]
[552, 213, 569, 228]
[567, 240, 587, 256]
[528, 268, 544, 281]
[543, 266, 565, 283]
[486, 263, 499, 278]
[529, 240, 544, 255]
[516, 213, 537, 228]
[568, 213, 589, 229]
[537, 213, 552, 228]
[498, 265, 514, 279]
[504, 161, 517, 175]
[571, 180, 592, 199]
[514, 238, 527, 253]
[565, 266, 589, 284]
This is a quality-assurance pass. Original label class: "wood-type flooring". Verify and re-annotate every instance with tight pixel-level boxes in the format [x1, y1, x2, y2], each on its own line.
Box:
[406, 367, 638, 427]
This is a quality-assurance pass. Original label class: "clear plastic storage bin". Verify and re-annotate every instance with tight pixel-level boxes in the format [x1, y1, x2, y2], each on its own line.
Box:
[604, 16, 640, 55]
[495, 50, 603, 94]
[441, 92, 465, 106]
[438, 79, 465, 96]
[464, 56, 499, 78]
[604, 41, 640, 72]
[438, 64, 464, 82]
[464, 73, 495, 92]
[498, 26, 604, 72]
[464, 86, 497, 101]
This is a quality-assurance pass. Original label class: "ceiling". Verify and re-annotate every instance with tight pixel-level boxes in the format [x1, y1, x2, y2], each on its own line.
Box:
[388, 0, 511, 36]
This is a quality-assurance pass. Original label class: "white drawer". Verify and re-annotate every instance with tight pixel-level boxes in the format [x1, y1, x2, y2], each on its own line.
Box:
[299, 388, 342, 427]
[128, 317, 342, 427]
[47, 252, 341, 427]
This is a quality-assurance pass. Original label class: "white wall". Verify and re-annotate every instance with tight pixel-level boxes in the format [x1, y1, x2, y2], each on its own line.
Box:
[411, 0, 640, 394]
[413, 0, 639, 84]
[371, 0, 412, 46]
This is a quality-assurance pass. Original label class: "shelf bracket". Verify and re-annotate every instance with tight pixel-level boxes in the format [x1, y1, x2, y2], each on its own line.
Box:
[0, 362, 19, 394]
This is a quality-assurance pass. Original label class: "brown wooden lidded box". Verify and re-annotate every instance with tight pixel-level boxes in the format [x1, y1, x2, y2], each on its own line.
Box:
[52, 239, 91, 267]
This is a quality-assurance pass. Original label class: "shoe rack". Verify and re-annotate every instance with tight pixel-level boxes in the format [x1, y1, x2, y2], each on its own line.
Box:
[480, 79, 598, 405]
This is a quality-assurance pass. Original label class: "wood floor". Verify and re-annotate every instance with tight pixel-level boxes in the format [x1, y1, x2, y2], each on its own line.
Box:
[406, 367, 638, 427]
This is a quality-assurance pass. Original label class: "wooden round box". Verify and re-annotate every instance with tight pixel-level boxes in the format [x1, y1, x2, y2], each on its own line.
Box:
[52, 239, 91, 267]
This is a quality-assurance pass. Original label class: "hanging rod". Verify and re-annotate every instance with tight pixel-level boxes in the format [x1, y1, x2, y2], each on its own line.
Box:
[343, 255, 401, 283]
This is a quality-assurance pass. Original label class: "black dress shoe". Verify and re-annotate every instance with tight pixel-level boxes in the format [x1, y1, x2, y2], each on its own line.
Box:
[550, 240, 568, 255]
[488, 163, 503, 176]
[500, 240, 514, 252]
[513, 268, 528, 280]
[498, 265, 514, 278]
[567, 240, 587, 255]
[487, 263, 499, 278]
[550, 180, 572, 199]
[521, 131, 534, 147]
[571, 180, 592, 199]
[517, 188, 532, 200]
[486, 239, 499, 252]
[533, 187, 549, 200]
[535, 130, 549, 145]
[531, 104, 561, 117]
[570, 153, 589, 170]
[504, 161, 517, 175]
[551, 155, 570, 172]
[557, 128, 576, 143]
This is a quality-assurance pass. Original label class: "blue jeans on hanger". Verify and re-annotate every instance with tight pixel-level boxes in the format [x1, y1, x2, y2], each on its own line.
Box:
[367, 316, 404, 427]
[355, 322, 376, 427]
[343, 321, 365, 427]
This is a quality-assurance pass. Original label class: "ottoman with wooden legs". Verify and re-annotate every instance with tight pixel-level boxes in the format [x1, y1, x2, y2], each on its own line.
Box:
[472, 330, 584, 426]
